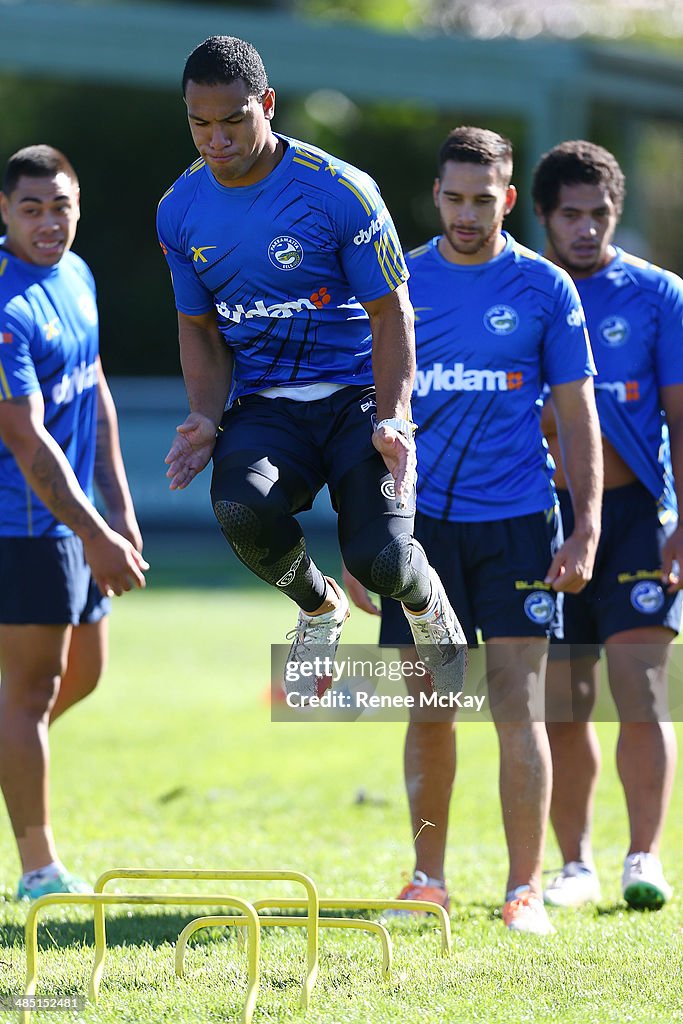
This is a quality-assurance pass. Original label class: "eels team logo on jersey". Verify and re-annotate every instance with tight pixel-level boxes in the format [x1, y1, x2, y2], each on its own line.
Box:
[484, 305, 519, 335]
[599, 315, 630, 347]
[78, 293, 98, 326]
[523, 591, 556, 625]
[630, 580, 664, 614]
[268, 236, 304, 271]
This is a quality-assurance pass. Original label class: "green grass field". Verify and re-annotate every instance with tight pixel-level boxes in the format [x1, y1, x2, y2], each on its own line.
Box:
[1, 537, 682, 1023]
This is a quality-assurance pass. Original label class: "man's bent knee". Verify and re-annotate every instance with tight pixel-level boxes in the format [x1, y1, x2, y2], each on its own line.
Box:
[0, 673, 60, 719]
[345, 533, 431, 604]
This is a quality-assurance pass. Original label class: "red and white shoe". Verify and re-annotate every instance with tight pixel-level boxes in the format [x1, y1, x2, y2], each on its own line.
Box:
[503, 886, 555, 935]
[390, 870, 451, 916]
[284, 577, 349, 698]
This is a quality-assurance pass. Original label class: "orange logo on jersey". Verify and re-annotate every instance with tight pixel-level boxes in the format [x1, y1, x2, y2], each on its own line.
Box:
[595, 380, 640, 403]
[1, 332, 13, 345]
[310, 287, 331, 309]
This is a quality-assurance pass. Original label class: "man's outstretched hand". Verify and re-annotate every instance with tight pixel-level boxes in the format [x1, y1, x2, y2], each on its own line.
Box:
[165, 412, 218, 490]
[372, 424, 416, 510]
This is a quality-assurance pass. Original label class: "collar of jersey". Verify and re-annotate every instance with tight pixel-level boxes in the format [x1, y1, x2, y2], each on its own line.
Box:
[430, 230, 514, 271]
[0, 239, 64, 278]
[573, 246, 624, 287]
[203, 134, 294, 195]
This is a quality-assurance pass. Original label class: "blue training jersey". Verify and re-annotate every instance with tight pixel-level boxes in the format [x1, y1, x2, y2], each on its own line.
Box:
[574, 248, 683, 520]
[157, 134, 408, 400]
[408, 233, 595, 522]
[0, 244, 99, 537]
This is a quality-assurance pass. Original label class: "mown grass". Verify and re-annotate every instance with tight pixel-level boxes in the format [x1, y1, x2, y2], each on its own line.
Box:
[0, 536, 681, 1023]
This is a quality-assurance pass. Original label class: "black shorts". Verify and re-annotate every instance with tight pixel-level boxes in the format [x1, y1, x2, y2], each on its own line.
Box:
[552, 482, 683, 654]
[213, 384, 408, 512]
[0, 535, 110, 626]
[380, 506, 562, 647]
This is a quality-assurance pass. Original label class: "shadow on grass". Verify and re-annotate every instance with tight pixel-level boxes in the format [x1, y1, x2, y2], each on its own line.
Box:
[0, 904, 416, 955]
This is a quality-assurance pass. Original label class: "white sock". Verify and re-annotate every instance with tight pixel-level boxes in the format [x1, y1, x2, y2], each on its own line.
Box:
[403, 586, 437, 619]
[22, 861, 64, 888]
[414, 871, 446, 889]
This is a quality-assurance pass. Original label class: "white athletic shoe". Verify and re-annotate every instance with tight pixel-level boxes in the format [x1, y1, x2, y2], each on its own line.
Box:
[403, 568, 467, 696]
[503, 887, 556, 935]
[543, 862, 601, 907]
[284, 577, 349, 699]
[622, 852, 672, 911]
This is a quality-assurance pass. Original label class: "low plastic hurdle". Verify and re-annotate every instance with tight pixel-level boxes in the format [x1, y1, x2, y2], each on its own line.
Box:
[21, 870, 451, 1022]
[94, 869, 320, 1007]
[176, 915, 393, 981]
[252, 897, 452, 956]
[22, 892, 260, 1024]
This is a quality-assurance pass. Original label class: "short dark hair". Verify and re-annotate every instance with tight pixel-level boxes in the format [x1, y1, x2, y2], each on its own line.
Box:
[532, 140, 625, 216]
[438, 126, 513, 183]
[3, 144, 78, 196]
[182, 35, 268, 97]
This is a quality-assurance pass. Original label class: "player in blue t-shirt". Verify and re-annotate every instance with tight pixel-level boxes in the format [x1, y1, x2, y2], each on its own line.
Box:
[158, 35, 466, 697]
[0, 146, 148, 900]
[344, 127, 603, 934]
[533, 141, 683, 912]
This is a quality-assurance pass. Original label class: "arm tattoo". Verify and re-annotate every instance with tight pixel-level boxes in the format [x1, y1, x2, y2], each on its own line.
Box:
[31, 442, 100, 539]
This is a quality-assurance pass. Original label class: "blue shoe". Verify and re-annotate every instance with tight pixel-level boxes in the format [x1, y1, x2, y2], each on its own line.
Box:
[16, 868, 92, 901]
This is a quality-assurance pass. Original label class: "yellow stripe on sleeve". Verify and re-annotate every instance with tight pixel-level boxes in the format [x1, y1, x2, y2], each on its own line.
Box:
[621, 252, 651, 270]
[374, 237, 401, 290]
[375, 233, 406, 288]
[383, 227, 409, 279]
[293, 157, 321, 171]
[294, 145, 323, 164]
[338, 176, 373, 215]
[188, 159, 206, 176]
[0, 358, 12, 400]
[0, 257, 7, 277]
[340, 171, 379, 214]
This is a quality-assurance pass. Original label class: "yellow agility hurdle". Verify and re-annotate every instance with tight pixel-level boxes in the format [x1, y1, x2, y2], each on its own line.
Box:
[94, 868, 319, 1008]
[23, 892, 260, 1024]
[176, 915, 393, 981]
[251, 898, 452, 956]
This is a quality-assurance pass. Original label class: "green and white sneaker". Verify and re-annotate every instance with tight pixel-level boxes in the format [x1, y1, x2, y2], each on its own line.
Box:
[622, 852, 672, 911]
[16, 866, 92, 901]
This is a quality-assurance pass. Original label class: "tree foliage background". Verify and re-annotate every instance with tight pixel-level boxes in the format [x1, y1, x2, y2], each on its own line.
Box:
[1, 0, 681, 375]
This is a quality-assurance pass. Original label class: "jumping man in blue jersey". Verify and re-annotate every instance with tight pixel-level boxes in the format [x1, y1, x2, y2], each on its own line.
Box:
[345, 127, 603, 933]
[158, 36, 466, 696]
[0, 146, 148, 899]
[534, 142, 683, 912]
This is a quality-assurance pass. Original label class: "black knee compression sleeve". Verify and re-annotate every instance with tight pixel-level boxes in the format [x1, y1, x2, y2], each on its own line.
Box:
[370, 533, 432, 609]
[211, 456, 327, 612]
[343, 527, 432, 610]
[335, 456, 432, 611]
